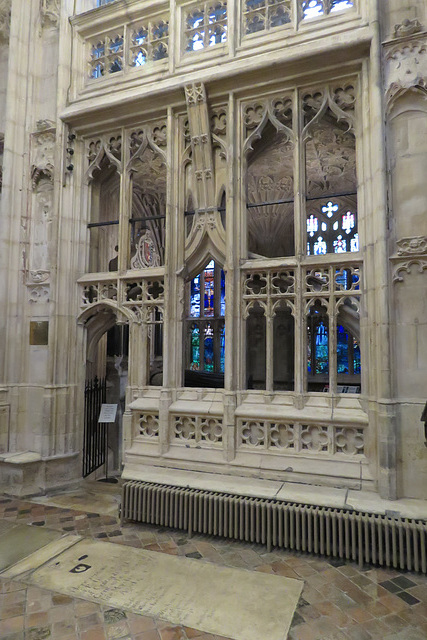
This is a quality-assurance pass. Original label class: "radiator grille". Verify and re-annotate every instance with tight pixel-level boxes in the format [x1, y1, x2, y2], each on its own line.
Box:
[121, 480, 427, 573]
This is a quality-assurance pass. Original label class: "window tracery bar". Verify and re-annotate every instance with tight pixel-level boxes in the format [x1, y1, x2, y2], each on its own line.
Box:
[89, 32, 124, 79]
[184, 1, 227, 52]
[88, 16, 169, 81]
[243, 262, 361, 393]
[244, 0, 292, 36]
[130, 20, 169, 67]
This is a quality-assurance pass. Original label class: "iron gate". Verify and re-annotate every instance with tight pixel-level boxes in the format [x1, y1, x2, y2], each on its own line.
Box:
[83, 377, 107, 477]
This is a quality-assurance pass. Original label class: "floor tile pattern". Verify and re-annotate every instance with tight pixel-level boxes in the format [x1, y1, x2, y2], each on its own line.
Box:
[1, 497, 427, 639]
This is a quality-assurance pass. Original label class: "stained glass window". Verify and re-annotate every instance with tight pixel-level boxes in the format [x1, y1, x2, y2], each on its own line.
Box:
[204, 261, 215, 316]
[307, 302, 329, 390]
[191, 275, 201, 317]
[220, 326, 225, 373]
[337, 325, 361, 377]
[204, 323, 214, 371]
[186, 261, 225, 383]
[307, 200, 358, 255]
[191, 324, 200, 369]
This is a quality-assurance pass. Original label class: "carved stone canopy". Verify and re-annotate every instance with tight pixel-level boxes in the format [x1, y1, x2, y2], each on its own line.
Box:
[384, 39, 427, 112]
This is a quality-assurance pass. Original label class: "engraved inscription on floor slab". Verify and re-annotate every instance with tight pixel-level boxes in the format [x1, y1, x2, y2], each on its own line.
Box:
[29, 539, 303, 640]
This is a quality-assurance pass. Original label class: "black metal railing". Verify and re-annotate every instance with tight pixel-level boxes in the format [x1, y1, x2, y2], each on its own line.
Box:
[83, 376, 107, 477]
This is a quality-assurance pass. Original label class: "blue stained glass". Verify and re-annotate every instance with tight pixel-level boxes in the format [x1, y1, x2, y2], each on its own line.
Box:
[153, 43, 168, 61]
[220, 326, 225, 372]
[153, 21, 169, 39]
[204, 324, 214, 371]
[246, 0, 265, 9]
[109, 36, 123, 54]
[187, 10, 204, 29]
[270, 6, 291, 27]
[307, 328, 312, 373]
[191, 325, 200, 370]
[92, 42, 105, 59]
[190, 275, 200, 317]
[133, 29, 148, 45]
[315, 321, 328, 374]
[246, 15, 265, 33]
[209, 4, 227, 23]
[209, 25, 227, 45]
[109, 58, 122, 73]
[91, 63, 104, 78]
[220, 270, 225, 316]
[337, 324, 349, 374]
[188, 34, 204, 51]
[133, 50, 147, 66]
[353, 338, 361, 374]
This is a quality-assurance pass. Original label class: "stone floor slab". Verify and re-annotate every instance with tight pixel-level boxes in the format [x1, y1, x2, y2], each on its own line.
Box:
[27, 538, 303, 640]
[0, 524, 62, 572]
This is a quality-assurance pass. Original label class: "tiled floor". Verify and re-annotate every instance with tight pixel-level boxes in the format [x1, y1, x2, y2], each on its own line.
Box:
[1, 492, 427, 640]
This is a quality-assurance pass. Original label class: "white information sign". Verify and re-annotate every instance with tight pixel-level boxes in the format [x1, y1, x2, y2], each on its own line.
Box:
[98, 404, 117, 423]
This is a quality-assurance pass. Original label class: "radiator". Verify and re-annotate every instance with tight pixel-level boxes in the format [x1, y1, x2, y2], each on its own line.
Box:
[121, 480, 427, 573]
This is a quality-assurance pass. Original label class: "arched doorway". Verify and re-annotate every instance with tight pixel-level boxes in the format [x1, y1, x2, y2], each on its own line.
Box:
[82, 306, 129, 480]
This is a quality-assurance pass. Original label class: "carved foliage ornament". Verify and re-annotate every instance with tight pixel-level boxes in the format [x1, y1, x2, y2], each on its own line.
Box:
[28, 285, 49, 303]
[393, 259, 427, 283]
[40, 0, 60, 28]
[86, 134, 122, 180]
[393, 19, 423, 39]
[396, 236, 427, 256]
[392, 236, 427, 282]
[0, 0, 11, 42]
